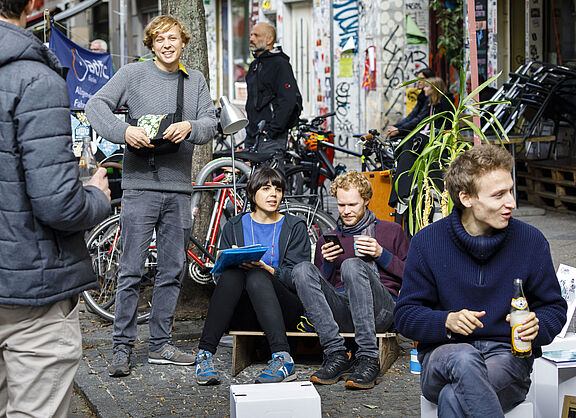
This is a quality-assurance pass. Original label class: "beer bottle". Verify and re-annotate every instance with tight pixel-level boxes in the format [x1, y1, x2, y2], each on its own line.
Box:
[78, 136, 98, 184]
[510, 278, 532, 358]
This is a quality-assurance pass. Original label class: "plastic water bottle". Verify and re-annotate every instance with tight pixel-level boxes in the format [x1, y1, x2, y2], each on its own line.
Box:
[78, 136, 98, 184]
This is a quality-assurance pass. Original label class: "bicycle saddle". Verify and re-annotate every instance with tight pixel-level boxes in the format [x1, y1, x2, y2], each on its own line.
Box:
[213, 151, 276, 163]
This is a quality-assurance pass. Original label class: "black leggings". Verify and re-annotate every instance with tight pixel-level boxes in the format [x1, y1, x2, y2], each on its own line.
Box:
[198, 267, 303, 354]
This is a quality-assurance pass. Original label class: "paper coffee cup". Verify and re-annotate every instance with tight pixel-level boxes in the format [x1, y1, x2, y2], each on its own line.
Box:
[353, 235, 368, 257]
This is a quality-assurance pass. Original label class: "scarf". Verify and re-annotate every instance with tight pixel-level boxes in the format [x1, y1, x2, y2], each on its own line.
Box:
[337, 208, 377, 235]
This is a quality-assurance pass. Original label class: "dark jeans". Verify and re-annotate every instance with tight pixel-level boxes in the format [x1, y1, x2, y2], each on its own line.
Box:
[113, 190, 191, 351]
[199, 267, 302, 354]
[292, 258, 395, 358]
[420, 341, 533, 417]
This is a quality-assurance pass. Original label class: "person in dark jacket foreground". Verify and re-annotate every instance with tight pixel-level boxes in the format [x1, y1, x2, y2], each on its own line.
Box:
[394, 145, 567, 417]
[0, 0, 111, 415]
[292, 171, 410, 390]
[244, 22, 300, 159]
[195, 168, 310, 386]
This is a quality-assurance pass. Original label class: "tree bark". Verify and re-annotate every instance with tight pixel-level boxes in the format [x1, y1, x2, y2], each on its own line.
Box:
[162, 1, 215, 314]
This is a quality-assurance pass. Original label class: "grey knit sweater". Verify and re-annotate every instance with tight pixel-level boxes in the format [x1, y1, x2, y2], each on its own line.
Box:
[85, 59, 217, 193]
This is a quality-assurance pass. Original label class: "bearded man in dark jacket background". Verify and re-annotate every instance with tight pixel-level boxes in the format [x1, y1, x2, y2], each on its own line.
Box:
[0, 0, 110, 415]
[244, 22, 301, 162]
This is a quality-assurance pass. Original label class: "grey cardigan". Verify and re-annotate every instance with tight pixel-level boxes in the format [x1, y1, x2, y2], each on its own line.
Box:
[85, 59, 217, 194]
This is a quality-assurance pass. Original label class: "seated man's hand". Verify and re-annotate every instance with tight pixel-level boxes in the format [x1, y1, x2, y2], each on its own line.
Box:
[163, 121, 192, 143]
[445, 309, 485, 336]
[125, 126, 152, 149]
[506, 312, 539, 341]
[386, 125, 399, 137]
[355, 236, 382, 258]
[321, 242, 343, 262]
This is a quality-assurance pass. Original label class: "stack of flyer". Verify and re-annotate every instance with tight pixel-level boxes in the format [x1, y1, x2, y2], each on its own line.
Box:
[542, 349, 576, 363]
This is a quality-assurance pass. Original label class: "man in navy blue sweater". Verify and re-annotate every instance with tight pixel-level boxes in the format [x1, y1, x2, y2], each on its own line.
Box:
[394, 145, 567, 417]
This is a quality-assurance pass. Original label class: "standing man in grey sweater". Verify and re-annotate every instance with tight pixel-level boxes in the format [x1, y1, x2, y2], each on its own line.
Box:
[86, 15, 217, 377]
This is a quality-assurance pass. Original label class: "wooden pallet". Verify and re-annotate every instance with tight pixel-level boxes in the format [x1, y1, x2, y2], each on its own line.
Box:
[523, 159, 576, 214]
[228, 330, 400, 377]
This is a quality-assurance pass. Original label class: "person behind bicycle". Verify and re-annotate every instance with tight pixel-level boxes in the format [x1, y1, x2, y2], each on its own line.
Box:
[388, 76, 453, 214]
[195, 167, 310, 385]
[245, 22, 301, 164]
[385, 67, 435, 138]
[85, 15, 217, 377]
[291, 171, 410, 390]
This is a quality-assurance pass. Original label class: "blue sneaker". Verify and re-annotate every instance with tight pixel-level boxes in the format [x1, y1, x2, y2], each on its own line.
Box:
[195, 350, 220, 386]
[255, 352, 297, 383]
[297, 314, 315, 332]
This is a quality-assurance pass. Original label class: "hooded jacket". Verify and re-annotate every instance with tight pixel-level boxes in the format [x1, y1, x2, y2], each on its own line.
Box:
[219, 213, 310, 290]
[0, 21, 110, 306]
[245, 48, 300, 140]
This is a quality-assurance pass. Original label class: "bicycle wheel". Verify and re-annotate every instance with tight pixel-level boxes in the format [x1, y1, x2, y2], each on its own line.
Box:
[82, 214, 156, 323]
[278, 202, 337, 253]
[188, 158, 252, 284]
[284, 164, 331, 206]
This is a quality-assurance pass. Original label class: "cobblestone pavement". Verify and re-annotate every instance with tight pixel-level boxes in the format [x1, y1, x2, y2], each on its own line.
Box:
[76, 313, 421, 417]
[74, 208, 576, 417]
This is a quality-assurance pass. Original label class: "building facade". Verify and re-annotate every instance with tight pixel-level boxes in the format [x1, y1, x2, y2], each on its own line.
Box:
[27, 0, 576, 150]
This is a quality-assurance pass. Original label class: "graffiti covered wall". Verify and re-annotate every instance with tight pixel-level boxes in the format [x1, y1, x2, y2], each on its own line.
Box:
[332, 0, 361, 148]
[380, 0, 429, 127]
[308, 0, 429, 154]
[205, 0, 217, 100]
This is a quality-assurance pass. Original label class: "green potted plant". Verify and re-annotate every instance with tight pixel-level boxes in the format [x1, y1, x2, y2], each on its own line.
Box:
[395, 69, 510, 235]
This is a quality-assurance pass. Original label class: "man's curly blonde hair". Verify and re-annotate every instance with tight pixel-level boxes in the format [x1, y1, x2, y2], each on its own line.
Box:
[142, 15, 191, 51]
[329, 171, 373, 200]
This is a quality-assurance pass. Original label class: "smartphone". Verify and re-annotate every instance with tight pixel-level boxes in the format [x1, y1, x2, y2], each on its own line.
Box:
[323, 233, 342, 248]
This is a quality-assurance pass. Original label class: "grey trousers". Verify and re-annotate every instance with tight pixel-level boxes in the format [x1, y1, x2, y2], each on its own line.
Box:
[292, 258, 395, 358]
[113, 190, 191, 351]
[0, 297, 81, 417]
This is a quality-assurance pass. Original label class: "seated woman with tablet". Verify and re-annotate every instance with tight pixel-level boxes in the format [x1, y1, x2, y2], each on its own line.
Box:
[195, 167, 311, 385]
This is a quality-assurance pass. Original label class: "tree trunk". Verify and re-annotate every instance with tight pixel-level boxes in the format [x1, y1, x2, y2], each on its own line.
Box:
[162, 1, 215, 315]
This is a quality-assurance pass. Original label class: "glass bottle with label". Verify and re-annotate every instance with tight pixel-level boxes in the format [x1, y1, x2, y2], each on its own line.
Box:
[78, 136, 98, 184]
[510, 278, 532, 358]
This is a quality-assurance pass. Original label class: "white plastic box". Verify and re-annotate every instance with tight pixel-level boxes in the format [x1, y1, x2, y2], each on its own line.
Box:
[230, 381, 321, 418]
[533, 332, 576, 418]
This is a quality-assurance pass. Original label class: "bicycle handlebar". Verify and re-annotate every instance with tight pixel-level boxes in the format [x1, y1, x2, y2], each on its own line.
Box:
[304, 112, 336, 127]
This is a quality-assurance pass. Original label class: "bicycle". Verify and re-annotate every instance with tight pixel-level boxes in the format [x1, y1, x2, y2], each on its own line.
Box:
[285, 113, 396, 208]
[82, 155, 337, 323]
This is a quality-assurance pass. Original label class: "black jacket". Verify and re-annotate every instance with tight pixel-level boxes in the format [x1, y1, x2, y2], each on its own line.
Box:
[245, 48, 300, 140]
[0, 21, 110, 306]
[219, 213, 311, 290]
[395, 91, 430, 133]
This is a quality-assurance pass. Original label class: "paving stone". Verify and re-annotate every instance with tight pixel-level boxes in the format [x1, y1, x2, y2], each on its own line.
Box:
[74, 207, 576, 416]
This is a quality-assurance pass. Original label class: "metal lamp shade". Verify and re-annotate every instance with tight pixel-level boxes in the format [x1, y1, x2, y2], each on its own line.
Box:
[219, 96, 248, 135]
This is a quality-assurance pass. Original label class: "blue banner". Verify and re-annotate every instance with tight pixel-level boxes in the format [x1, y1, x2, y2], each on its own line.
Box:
[49, 27, 114, 109]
